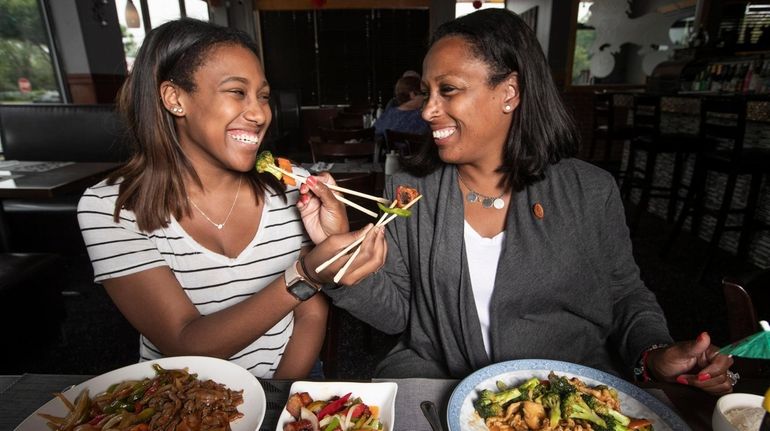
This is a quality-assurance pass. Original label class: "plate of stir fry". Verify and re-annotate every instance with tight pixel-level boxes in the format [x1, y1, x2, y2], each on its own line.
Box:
[447, 359, 690, 431]
[15, 356, 265, 431]
[276, 381, 397, 431]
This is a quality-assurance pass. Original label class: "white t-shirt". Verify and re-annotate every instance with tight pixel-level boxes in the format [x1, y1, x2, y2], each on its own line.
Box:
[464, 220, 505, 357]
[77, 179, 311, 378]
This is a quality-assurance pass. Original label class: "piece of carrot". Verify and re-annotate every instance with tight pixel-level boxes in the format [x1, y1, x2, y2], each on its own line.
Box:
[277, 158, 296, 186]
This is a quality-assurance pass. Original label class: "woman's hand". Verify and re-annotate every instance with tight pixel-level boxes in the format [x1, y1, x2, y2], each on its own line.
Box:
[301, 223, 387, 286]
[297, 173, 349, 244]
[647, 332, 735, 396]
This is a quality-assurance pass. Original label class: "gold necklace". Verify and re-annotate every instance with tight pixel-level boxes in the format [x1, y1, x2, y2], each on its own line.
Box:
[457, 172, 505, 209]
[188, 176, 243, 230]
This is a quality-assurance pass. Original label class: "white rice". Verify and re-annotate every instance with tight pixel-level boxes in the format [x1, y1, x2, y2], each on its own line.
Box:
[725, 407, 765, 431]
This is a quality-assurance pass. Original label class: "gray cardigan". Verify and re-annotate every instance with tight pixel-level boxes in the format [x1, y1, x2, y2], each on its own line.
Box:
[324, 158, 673, 379]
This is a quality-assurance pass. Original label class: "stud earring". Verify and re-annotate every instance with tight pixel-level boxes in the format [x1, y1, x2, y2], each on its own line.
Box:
[171, 106, 183, 114]
[504, 105, 512, 112]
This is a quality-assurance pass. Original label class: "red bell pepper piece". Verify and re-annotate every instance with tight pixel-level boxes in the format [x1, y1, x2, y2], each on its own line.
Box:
[88, 414, 107, 426]
[317, 393, 352, 420]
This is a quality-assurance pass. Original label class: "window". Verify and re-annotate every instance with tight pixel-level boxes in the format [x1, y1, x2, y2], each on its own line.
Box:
[455, 0, 504, 18]
[570, 0, 695, 86]
[0, 0, 64, 103]
[115, 0, 210, 70]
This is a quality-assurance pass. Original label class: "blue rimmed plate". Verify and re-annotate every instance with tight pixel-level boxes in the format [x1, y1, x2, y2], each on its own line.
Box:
[447, 359, 690, 431]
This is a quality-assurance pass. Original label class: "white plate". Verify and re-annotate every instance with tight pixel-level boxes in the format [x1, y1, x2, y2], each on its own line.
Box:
[447, 359, 691, 431]
[15, 356, 266, 431]
[275, 381, 398, 431]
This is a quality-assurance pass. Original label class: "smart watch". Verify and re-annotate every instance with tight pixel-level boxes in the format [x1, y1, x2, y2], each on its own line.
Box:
[284, 261, 320, 301]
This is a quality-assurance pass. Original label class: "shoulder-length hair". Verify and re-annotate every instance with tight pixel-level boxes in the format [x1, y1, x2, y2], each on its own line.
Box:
[405, 9, 579, 191]
[109, 18, 285, 232]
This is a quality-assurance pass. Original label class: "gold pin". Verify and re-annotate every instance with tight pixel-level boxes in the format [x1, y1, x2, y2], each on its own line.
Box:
[533, 203, 544, 219]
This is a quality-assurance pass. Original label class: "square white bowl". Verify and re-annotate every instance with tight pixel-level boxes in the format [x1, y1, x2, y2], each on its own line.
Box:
[275, 381, 397, 431]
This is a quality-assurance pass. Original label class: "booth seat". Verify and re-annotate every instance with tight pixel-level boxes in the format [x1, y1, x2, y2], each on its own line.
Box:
[0, 103, 129, 162]
[0, 104, 128, 216]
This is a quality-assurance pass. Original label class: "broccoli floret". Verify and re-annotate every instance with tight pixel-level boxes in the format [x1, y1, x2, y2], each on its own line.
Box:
[473, 387, 523, 419]
[583, 395, 631, 426]
[474, 398, 504, 419]
[517, 377, 546, 401]
[541, 392, 561, 426]
[255, 151, 282, 180]
[562, 393, 607, 428]
[548, 372, 576, 396]
[595, 414, 631, 431]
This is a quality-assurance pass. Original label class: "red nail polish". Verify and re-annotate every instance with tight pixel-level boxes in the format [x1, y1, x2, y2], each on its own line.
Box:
[697, 373, 710, 381]
[676, 375, 688, 385]
[697, 332, 707, 342]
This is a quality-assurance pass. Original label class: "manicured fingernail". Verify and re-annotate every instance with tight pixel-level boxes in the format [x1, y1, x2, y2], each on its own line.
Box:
[697, 372, 710, 381]
[307, 176, 318, 186]
[676, 375, 688, 385]
[697, 332, 707, 342]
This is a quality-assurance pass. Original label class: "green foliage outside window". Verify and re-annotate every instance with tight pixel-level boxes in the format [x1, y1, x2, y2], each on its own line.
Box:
[571, 28, 596, 85]
[0, 0, 60, 102]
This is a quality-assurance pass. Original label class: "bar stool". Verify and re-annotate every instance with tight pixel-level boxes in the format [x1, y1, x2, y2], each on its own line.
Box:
[664, 96, 770, 262]
[589, 91, 634, 179]
[620, 94, 700, 233]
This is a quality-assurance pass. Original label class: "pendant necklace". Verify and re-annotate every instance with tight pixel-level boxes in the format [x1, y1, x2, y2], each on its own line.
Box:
[188, 176, 243, 230]
[457, 172, 505, 209]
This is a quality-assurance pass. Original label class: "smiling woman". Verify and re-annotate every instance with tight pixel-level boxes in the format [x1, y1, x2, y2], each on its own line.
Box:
[75, 18, 385, 380]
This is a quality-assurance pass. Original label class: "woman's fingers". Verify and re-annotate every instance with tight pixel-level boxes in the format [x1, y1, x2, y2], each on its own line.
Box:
[337, 225, 387, 286]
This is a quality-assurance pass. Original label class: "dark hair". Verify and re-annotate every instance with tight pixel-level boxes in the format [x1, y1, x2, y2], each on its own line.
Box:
[109, 18, 284, 232]
[394, 76, 421, 105]
[405, 9, 579, 191]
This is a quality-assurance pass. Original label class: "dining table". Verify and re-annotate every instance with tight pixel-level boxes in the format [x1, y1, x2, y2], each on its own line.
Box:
[0, 160, 120, 251]
[1, 372, 767, 430]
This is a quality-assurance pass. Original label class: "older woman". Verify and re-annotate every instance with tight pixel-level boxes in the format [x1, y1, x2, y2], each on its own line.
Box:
[313, 9, 735, 395]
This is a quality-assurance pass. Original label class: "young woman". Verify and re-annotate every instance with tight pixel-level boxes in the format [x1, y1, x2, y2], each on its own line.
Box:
[318, 9, 736, 395]
[77, 18, 378, 378]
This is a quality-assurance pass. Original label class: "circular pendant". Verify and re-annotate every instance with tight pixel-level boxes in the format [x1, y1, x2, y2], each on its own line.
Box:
[216, 224, 224, 230]
[493, 198, 505, 209]
[466, 192, 478, 203]
[482, 197, 494, 208]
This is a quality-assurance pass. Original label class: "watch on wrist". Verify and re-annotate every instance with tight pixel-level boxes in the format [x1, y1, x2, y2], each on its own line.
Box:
[284, 261, 320, 301]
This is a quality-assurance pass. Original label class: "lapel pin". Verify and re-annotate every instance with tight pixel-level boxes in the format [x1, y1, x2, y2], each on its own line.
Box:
[533, 202, 544, 219]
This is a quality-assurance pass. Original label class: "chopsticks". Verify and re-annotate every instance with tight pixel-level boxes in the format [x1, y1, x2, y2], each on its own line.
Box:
[272, 166, 389, 219]
[275, 166, 390, 204]
[316, 195, 423, 282]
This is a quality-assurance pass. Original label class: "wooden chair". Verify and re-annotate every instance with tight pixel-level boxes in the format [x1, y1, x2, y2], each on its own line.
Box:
[589, 91, 635, 179]
[384, 129, 429, 156]
[318, 127, 374, 143]
[331, 112, 365, 130]
[722, 268, 770, 377]
[620, 94, 700, 233]
[664, 96, 770, 262]
[309, 139, 375, 163]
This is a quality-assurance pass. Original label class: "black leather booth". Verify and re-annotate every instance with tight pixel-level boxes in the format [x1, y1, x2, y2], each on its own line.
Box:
[0, 103, 129, 162]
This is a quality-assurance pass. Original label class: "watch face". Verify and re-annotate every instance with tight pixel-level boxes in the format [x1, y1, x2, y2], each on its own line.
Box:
[288, 281, 318, 301]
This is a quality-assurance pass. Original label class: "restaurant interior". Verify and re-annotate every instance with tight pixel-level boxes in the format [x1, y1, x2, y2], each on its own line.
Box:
[1, 0, 770, 430]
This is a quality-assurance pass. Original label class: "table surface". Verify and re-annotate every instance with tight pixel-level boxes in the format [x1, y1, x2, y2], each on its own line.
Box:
[2, 373, 767, 431]
[0, 161, 119, 199]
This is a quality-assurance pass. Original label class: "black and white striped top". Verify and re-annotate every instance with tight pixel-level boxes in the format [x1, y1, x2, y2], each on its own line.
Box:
[77, 179, 312, 378]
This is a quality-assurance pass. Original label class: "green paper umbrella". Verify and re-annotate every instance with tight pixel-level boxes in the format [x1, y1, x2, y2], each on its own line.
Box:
[720, 320, 770, 359]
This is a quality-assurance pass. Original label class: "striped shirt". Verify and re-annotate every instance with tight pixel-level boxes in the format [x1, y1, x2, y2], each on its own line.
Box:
[77, 179, 312, 378]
